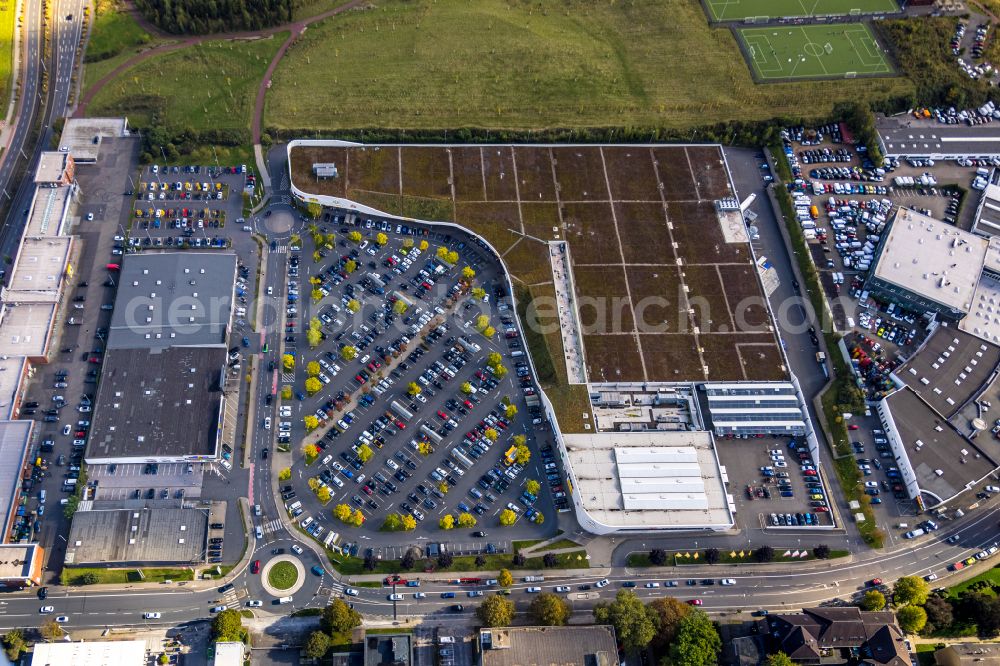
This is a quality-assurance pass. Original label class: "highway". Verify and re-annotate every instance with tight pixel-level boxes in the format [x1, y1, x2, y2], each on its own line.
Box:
[0, 0, 85, 263]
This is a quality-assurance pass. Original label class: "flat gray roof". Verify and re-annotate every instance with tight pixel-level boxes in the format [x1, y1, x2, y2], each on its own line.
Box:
[564, 431, 733, 529]
[878, 119, 1000, 157]
[480, 626, 618, 666]
[108, 252, 236, 351]
[25, 185, 72, 237]
[34, 152, 69, 184]
[59, 117, 129, 162]
[0, 303, 55, 357]
[0, 421, 32, 538]
[873, 208, 987, 314]
[64, 505, 208, 565]
[6, 236, 72, 301]
[0, 356, 27, 420]
[887, 388, 997, 504]
[87, 347, 225, 462]
[896, 326, 1000, 418]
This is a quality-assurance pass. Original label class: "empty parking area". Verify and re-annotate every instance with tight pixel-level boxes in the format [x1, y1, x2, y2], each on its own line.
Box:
[703, 0, 899, 21]
[289, 144, 786, 385]
[738, 23, 893, 81]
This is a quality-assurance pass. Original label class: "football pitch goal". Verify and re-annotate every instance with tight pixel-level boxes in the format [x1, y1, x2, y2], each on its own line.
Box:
[738, 23, 893, 81]
[705, 0, 899, 21]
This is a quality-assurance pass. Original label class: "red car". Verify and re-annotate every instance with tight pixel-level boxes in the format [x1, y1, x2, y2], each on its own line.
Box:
[687, 599, 703, 605]
[437, 410, 449, 420]
[803, 470, 817, 476]
[867, 578, 882, 587]
[848, 425, 860, 430]
[251, 560, 261, 574]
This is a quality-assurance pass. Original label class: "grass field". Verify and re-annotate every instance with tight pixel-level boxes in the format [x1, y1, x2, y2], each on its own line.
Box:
[0, 0, 16, 116]
[705, 0, 899, 21]
[264, 0, 910, 132]
[740, 23, 893, 80]
[61, 566, 194, 585]
[86, 0, 153, 63]
[267, 561, 299, 589]
[87, 34, 284, 132]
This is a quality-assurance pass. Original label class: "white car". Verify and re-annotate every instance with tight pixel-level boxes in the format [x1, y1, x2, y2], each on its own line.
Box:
[331, 476, 344, 488]
[554, 586, 570, 592]
[291, 544, 304, 555]
[263, 417, 271, 430]
[55, 616, 69, 623]
[388, 593, 404, 601]
[144, 612, 161, 619]
[40, 606, 54, 614]
[864, 481, 878, 488]
[415, 393, 427, 403]
[645, 582, 660, 588]
[774, 461, 788, 468]
[595, 579, 609, 588]
[345, 588, 359, 596]
[414, 592, 426, 599]
[246, 600, 263, 607]
[721, 579, 737, 586]
[526, 587, 541, 593]
[924, 573, 938, 582]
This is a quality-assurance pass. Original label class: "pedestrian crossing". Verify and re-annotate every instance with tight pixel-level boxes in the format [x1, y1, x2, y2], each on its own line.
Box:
[221, 588, 242, 610]
[261, 518, 283, 536]
[272, 245, 288, 254]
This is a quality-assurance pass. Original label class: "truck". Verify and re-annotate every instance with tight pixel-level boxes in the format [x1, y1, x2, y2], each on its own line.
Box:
[450, 447, 475, 469]
[816, 351, 829, 379]
[390, 400, 413, 421]
[420, 424, 443, 444]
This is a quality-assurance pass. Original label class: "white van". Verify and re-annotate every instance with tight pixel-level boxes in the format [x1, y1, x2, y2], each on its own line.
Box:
[278, 596, 293, 604]
[255, 525, 263, 539]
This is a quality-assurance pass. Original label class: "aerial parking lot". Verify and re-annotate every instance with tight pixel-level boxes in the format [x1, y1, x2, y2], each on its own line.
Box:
[274, 217, 563, 552]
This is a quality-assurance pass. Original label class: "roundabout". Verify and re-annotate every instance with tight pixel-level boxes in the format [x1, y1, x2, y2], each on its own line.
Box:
[260, 555, 306, 597]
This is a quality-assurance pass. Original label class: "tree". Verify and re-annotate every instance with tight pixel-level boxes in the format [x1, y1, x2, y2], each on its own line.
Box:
[311, 288, 324, 303]
[282, 353, 295, 370]
[401, 551, 416, 570]
[306, 202, 322, 219]
[81, 572, 100, 585]
[303, 630, 330, 659]
[303, 415, 319, 431]
[447, 250, 459, 264]
[305, 377, 322, 395]
[483, 428, 499, 442]
[357, 443, 374, 463]
[307, 328, 323, 348]
[894, 576, 930, 607]
[40, 619, 63, 642]
[475, 554, 486, 567]
[306, 361, 321, 377]
[403, 238, 414, 249]
[512, 553, 526, 567]
[593, 590, 659, 653]
[313, 251, 322, 264]
[476, 595, 515, 628]
[281, 385, 293, 400]
[407, 382, 422, 396]
[498, 569, 513, 588]
[649, 548, 667, 566]
[211, 609, 243, 641]
[345, 259, 357, 273]
[419, 240, 429, 251]
[764, 653, 795, 666]
[383, 513, 402, 531]
[308, 477, 321, 492]
[813, 544, 831, 560]
[897, 605, 928, 633]
[669, 610, 721, 666]
[515, 444, 531, 465]
[526, 479, 541, 495]
[472, 287, 486, 300]
[438, 552, 454, 568]
[476, 314, 490, 331]
[417, 441, 433, 456]
[543, 553, 557, 567]
[347, 299, 361, 313]
[923, 595, 954, 634]
[462, 266, 476, 280]
[499, 509, 517, 526]
[351, 509, 365, 527]
[482, 326, 496, 338]
[861, 590, 886, 611]
[436, 246, 449, 260]
[321, 598, 362, 634]
[317, 486, 331, 503]
[279, 467, 291, 481]
[488, 352, 503, 367]
[461, 382, 473, 394]
[2, 629, 26, 661]
[393, 300, 408, 314]
[376, 232, 388, 246]
[505, 404, 518, 419]
[334, 504, 352, 522]
[302, 443, 319, 462]
[401, 514, 416, 530]
[754, 546, 775, 563]
[341, 345, 358, 361]
[530, 593, 571, 626]
[438, 481, 450, 495]
[649, 597, 691, 650]
[457, 512, 477, 528]
[348, 231, 362, 243]
[533, 512, 544, 525]
[492, 363, 508, 379]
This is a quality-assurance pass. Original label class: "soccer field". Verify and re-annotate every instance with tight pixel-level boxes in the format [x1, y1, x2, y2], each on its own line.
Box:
[739, 24, 893, 81]
[705, 0, 899, 21]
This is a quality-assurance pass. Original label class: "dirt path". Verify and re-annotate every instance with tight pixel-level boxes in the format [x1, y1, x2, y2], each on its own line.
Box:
[76, 0, 366, 132]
